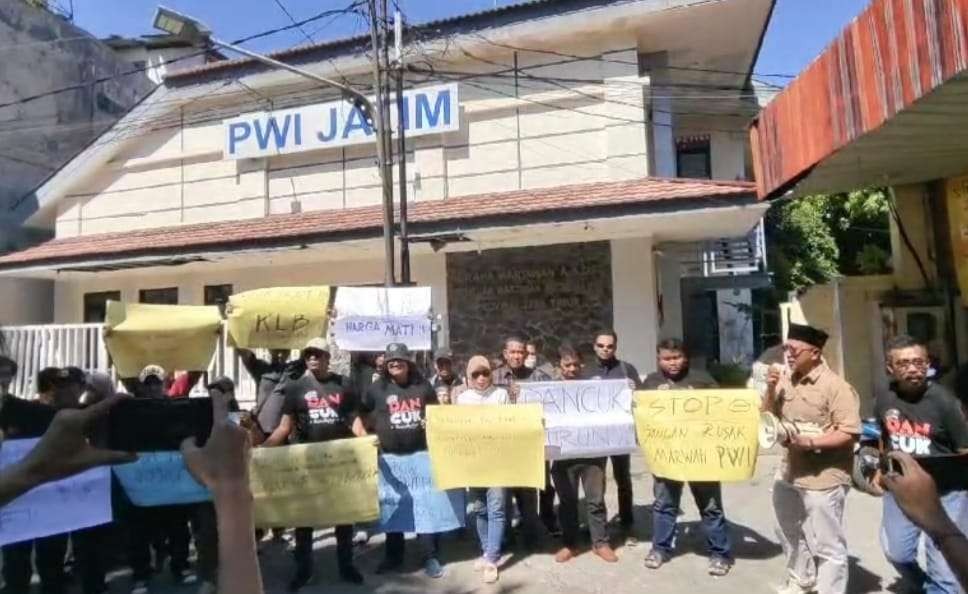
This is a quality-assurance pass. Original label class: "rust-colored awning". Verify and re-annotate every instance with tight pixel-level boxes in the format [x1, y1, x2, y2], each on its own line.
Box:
[750, 0, 968, 200]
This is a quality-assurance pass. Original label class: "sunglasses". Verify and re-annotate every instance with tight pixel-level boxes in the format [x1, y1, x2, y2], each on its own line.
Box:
[471, 369, 491, 379]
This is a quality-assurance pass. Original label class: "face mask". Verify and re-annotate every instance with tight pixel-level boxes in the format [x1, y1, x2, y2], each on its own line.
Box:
[524, 355, 537, 369]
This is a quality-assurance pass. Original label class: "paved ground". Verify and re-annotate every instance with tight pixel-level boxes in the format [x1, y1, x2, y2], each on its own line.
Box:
[80, 451, 900, 593]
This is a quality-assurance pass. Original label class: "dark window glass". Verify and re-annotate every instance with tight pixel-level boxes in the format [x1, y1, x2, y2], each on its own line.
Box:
[83, 291, 121, 323]
[139, 287, 178, 305]
[676, 140, 712, 179]
[204, 284, 233, 316]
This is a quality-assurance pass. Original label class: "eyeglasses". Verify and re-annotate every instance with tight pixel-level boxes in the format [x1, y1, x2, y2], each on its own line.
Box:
[893, 358, 928, 370]
[471, 370, 491, 379]
[783, 344, 817, 358]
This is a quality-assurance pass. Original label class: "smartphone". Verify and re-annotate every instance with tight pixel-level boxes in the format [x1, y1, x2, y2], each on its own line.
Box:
[0, 396, 57, 439]
[108, 397, 213, 451]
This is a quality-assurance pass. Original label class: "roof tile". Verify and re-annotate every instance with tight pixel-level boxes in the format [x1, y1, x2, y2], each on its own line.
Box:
[0, 176, 754, 269]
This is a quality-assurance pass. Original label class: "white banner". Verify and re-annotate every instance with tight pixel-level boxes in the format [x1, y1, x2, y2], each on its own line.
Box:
[518, 380, 635, 460]
[332, 315, 432, 352]
[334, 286, 432, 317]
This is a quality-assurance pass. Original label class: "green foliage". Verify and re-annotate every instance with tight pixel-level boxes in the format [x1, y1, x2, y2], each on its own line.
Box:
[708, 361, 751, 388]
[766, 188, 891, 294]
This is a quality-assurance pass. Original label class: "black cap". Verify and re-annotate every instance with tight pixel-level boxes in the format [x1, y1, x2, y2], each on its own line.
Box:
[55, 367, 86, 385]
[206, 375, 235, 393]
[385, 342, 413, 363]
[787, 323, 829, 349]
[433, 347, 453, 362]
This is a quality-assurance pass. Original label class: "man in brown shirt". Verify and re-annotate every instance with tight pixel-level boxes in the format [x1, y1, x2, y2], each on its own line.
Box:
[762, 323, 861, 594]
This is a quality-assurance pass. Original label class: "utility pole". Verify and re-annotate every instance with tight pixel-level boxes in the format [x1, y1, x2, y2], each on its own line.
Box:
[393, 10, 411, 284]
[366, 0, 396, 286]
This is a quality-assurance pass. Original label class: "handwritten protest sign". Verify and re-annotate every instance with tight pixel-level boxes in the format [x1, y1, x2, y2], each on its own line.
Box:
[333, 316, 432, 351]
[333, 287, 432, 351]
[105, 301, 222, 378]
[249, 437, 379, 528]
[426, 404, 545, 489]
[378, 452, 464, 534]
[0, 439, 112, 545]
[226, 286, 330, 349]
[113, 452, 210, 506]
[519, 380, 635, 460]
[633, 389, 760, 482]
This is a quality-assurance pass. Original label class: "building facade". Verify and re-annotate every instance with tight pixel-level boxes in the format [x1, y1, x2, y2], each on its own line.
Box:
[1, 0, 774, 393]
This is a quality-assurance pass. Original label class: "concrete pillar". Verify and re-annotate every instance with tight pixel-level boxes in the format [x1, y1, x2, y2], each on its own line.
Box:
[412, 252, 450, 348]
[602, 49, 649, 181]
[657, 252, 684, 341]
[890, 183, 937, 290]
[610, 236, 658, 375]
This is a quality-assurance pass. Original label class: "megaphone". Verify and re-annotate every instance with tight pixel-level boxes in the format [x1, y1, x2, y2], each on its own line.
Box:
[759, 412, 824, 449]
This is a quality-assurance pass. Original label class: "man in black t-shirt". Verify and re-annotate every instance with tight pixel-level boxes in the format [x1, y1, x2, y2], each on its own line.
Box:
[238, 348, 292, 435]
[876, 335, 968, 594]
[353, 343, 444, 578]
[263, 338, 362, 589]
[584, 329, 642, 541]
[640, 338, 733, 577]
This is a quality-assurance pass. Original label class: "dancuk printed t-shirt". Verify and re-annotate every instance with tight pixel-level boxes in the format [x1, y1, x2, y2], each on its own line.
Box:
[875, 382, 968, 457]
[280, 372, 356, 443]
[360, 375, 438, 454]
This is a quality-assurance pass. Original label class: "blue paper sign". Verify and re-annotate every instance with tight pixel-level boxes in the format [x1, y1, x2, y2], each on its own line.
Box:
[0, 439, 112, 545]
[378, 452, 464, 534]
[113, 451, 210, 506]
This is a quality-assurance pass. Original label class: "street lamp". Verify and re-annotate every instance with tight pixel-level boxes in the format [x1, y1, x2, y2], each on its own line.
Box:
[153, 6, 397, 287]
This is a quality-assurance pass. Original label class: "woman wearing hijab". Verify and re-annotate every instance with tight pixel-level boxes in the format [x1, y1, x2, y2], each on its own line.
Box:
[455, 356, 510, 583]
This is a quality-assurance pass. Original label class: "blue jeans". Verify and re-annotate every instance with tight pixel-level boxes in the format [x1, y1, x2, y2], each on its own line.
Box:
[881, 490, 968, 594]
[652, 477, 731, 560]
[470, 488, 506, 563]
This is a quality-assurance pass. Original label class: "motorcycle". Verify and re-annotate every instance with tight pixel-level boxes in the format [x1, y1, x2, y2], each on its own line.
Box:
[851, 417, 883, 496]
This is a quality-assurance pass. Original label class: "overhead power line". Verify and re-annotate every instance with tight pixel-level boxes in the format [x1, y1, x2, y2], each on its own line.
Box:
[272, 0, 316, 44]
[0, 2, 364, 112]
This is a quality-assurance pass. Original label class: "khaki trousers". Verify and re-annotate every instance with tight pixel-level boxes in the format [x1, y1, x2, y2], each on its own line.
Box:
[773, 479, 849, 594]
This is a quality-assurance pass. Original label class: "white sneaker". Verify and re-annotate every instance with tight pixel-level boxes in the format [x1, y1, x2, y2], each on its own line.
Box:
[775, 580, 817, 594]
[130, 580, 149, 594]
[482, 562, 499, 583]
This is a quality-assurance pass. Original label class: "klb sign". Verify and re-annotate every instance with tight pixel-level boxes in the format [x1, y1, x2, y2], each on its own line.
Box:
[224, 83, 459, 160]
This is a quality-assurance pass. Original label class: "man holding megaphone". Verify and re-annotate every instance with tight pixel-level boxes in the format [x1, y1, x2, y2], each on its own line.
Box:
[762, 323, 862, 594]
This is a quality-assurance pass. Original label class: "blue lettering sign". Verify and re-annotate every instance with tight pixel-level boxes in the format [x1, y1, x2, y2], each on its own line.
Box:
[342, 106, 373, 139]
[254, 115, 293, 151]
[416, 90, 451, 129]
[316, 107, 339, 142]
[228, 122, 251, 155]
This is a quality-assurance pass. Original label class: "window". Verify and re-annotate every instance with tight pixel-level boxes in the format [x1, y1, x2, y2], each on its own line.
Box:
[83, 291, 121, 323]
[204, 284, 234, 316]
[139, 287, 178, 304]
[676, 136, 712, 179]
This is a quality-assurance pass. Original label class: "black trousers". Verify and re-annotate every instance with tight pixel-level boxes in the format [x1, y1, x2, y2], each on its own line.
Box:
[384, 532, 439, 562]
[508, 488, 544, 546]
[1, 534, 68, 592]
[552, 458, 608, 547]
[539, 461, 558, 530]
[191, 503, 219, 584]
[127, 504, 192, 580]
[294, 525, 354, 576]
[609, 454, 634, 526]
[73, 524, 111, 594]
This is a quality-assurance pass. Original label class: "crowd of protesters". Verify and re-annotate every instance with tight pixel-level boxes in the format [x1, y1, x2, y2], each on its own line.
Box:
[0, 324, 967, 594]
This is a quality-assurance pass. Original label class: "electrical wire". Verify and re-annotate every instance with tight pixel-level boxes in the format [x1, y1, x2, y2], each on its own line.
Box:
[272, 0, 316, 44]
[0, 2, 364, 112]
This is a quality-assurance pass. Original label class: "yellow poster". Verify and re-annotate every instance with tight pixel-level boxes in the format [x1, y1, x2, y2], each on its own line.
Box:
[226, 286, 331, 349]
[945, 176, 968, 306]
[104, 301, 222, 378]
[426, 404, 545, 490]
[250, 437, 379, 528]
[633, 389, 760, 482]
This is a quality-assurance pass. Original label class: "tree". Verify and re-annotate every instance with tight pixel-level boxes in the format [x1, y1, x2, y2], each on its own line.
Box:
[765, 187, 891, 294]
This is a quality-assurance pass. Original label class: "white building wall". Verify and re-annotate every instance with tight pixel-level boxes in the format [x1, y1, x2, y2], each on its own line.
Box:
[610, 236, 658, 375]
[0, 278, 53, 325]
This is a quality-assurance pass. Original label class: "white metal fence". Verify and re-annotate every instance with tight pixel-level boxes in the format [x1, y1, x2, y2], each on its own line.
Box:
[0, 324, 262, 406]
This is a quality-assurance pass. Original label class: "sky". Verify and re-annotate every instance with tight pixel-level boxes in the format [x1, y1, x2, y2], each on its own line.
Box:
[69, 0, 873, 84]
